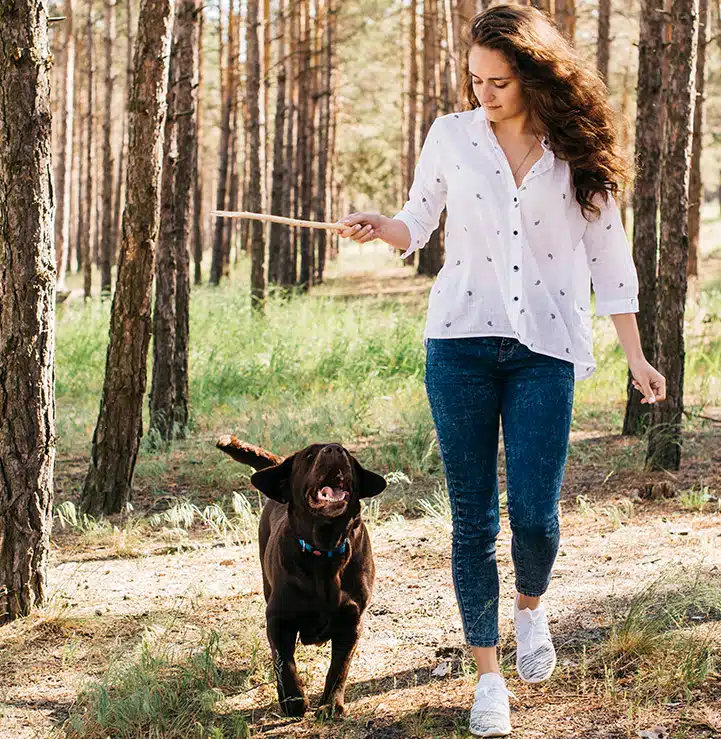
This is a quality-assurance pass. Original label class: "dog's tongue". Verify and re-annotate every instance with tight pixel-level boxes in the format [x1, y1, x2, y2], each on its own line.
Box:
[317, 486, 347, 502]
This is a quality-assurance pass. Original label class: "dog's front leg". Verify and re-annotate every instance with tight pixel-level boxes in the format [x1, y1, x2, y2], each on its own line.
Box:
[267, 618, 308, 717]
[317, 616, 361, 719]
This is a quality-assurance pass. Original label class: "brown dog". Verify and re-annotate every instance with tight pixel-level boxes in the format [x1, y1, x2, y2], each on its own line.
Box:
[217, 435, 386, 718]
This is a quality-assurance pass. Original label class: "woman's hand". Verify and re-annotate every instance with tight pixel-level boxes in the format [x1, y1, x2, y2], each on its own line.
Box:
[629, 357, 667, 405]
[333, 212, 385, 243]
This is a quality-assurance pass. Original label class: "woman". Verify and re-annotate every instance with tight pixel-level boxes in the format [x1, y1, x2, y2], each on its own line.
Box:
[334, 5, 665, 736]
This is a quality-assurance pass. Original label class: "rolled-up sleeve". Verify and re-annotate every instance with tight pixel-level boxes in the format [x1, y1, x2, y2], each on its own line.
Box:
[582, 192, 640, 316]
[392, 117, 447, 260]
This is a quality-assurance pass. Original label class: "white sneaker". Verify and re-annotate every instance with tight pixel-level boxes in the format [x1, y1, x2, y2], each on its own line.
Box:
[469, 671, 517, 737]
[514, 593, 557, 683]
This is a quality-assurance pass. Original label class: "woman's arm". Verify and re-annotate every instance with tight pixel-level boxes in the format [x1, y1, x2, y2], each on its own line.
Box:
[611, 312, 666, 404]
[333, 213, 411, 252]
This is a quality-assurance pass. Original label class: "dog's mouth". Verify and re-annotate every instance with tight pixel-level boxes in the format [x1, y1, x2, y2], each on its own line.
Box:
[308, 485, 350, 510]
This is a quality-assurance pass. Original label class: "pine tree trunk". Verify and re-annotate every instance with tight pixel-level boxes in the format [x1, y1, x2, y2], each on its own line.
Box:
[193, 9, 205, 285]
[597, 0, 611, 83]
[405, 0, 418, 268]
[290, 0, 301, 284]
[150, 16, 180, 443]
[69, 26, 81, 275]
[210, 3, 234, 285]
[100, 0, 116, 296]
[453, 0, 475, 103]
[80, 0, 176, 516]
[269, 0, 288, 286]
[618, 43, 633, 229]
[0, 0, 56, 624]
[418, 0, 442, 277]
[687, 0, 708, 278]
[84, 0, 94, 298]
[315, 0, 332, 284]
[263, 0, 272, 231]
[75, 29, 85, 276]
[310, 0, 326, 285]
[223, 97, 240, 271]
[281, 0, 296, 286]
[248, 0, 266, 309]
[555, 0, 576, 43]
[56, 0, 75, 292]
[172, 0, 200, 436]
[113, 0, 134, 272]
[646, 0, 698, 471]
[298, 0, 312, 291]
[623, 0, 665, 437]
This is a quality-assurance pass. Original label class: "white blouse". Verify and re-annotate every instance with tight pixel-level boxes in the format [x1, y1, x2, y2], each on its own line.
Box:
[392, 106, 639, 382]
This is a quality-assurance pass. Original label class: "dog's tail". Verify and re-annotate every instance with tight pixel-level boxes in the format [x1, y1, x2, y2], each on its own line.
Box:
[216, 435, 284, 470]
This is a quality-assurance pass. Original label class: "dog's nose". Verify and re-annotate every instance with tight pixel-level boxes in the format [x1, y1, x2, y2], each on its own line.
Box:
[321, 444, 343, 454]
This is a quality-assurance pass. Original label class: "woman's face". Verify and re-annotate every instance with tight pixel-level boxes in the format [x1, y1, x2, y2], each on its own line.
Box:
[468, 45, 526, 123]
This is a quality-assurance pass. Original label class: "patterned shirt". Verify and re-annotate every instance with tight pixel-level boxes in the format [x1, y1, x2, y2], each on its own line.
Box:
[392, 106, 639, 381]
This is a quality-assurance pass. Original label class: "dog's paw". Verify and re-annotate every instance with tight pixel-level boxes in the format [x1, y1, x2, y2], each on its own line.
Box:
[280, 695, 308, 718]
[315, 700, 345, 721]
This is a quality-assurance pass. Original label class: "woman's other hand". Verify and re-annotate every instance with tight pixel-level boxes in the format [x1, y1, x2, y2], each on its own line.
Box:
[629, 358, 667, 405]
[333, 212, 384, 243]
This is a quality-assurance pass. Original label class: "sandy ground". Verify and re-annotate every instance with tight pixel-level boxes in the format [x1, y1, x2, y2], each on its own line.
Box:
[1, 488, 719, 738]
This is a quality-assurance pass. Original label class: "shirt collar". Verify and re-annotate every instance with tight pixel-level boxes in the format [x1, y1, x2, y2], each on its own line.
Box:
[471, 105, 552, 152]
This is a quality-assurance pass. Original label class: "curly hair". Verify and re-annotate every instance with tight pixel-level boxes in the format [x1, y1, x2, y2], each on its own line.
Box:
[461, 4, 630, 220]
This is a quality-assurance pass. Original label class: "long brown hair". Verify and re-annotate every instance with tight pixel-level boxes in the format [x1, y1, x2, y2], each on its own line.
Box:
[461, 4, 629, 220]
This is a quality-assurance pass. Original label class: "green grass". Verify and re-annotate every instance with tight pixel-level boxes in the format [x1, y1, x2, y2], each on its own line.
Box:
[54, 220, 721, 505]
[61, 630, 253, 739]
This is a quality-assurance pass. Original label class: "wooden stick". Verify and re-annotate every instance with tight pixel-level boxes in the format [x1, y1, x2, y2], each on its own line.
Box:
[211, 210, 345, 231]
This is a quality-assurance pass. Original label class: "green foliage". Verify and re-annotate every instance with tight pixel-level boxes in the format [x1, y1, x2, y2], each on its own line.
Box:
[62, 631, 251, 738]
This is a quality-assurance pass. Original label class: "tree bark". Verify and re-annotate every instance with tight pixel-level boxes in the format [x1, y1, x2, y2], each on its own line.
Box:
[0, 0, 56, 624]
[192, 8, 205, 284]
[248, 0, 266, 309]
[210, 3, 235, 285]
[113, 0, 134, 273]
[84, 0, 94, 298]
[150, 13, 180, 443]
[405, 0, 419, 268]
[74, 27, 86, 276]
[281, 0, 297, 286]
[172, 0, 199, 436]
[418, 0, 442, 276]
[269, 0, 288, 286]
[315, 0, 332, 284]
[298, 0, 312, 291]
[100, 0, 117, 296]
[646, 0, 698, 471]
[623, 0, 665, 437]
[555, 0, 576, 42]
[597, 0, 611, 83]
[56, 0, 75, 292]
[80, 0, 176, 516]
[687, 0, 708, 278]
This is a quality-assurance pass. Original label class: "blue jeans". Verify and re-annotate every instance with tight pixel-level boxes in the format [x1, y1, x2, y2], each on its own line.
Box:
[424, 336, 575, 647]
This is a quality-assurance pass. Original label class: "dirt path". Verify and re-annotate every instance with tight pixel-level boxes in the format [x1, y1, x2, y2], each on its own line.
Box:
[2, 495, 719, 738]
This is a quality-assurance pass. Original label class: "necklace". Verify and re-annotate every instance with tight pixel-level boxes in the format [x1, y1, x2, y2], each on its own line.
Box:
[511, 135, 540, 177]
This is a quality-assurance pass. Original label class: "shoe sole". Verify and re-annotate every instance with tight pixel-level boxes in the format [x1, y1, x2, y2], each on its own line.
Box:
[470, 726, 512, 737]
[516, 648, 557, 684]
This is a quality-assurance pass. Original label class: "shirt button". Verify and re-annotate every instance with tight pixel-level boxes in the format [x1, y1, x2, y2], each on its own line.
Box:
[513, 265, 519, 271]
[513, 197, 518, 202]
[513, 230, 518, 236]
[514, 296, 519, 301]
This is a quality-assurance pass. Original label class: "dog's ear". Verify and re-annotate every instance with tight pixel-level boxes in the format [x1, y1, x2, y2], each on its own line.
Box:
[352, 458, 387, 499]
[250, 454, 296, 503]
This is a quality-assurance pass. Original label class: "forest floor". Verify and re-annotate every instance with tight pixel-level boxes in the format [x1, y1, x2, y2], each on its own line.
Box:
[2, 216, 721, 738]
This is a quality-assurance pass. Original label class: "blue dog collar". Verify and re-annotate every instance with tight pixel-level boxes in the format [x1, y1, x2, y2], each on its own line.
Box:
[298, 538, 349, 558]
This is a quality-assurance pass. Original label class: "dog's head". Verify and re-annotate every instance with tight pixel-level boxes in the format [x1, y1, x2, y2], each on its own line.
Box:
[250, 443, 386, 519]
